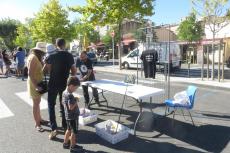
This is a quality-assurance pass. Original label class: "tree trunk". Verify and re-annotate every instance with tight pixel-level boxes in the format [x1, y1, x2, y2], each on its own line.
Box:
[118, 22, 122, 70]
[201, 45, 204, 80]
[212, 33, 215, 80]
[218, 42, 221, 82]
[207, 45, 209, 79]
[222, 42, 225, 81]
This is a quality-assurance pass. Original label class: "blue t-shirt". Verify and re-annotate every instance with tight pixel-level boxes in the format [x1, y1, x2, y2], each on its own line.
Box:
[15, 51, 26, 65]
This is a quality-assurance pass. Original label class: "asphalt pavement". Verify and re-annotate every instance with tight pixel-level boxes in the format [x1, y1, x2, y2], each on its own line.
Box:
[0, 71, 230, 153]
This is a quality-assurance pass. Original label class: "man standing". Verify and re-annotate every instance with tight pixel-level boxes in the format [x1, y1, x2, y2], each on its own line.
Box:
[44, 38, 76, 140]
[14, 47, 26, 80]
[76, 51, 100, 109]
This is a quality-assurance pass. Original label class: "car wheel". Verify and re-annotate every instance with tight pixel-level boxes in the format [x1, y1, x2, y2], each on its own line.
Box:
[124, 62, 129, 69]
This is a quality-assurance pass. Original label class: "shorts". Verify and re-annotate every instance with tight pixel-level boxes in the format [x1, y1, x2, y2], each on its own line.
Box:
[67, 118, 79, 134]
[17, 63, 25, 70]
[0, 60, 3, 67]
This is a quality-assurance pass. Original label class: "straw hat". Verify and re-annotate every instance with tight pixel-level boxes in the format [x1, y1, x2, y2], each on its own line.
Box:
[31, 42, 46, 53]
[46, 43, 56, 55]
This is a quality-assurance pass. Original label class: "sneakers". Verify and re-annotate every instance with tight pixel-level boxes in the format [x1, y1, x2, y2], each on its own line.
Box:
[49, 130, 57, 140]
[70, 145, 83, 152]
[63, 142, 70, 149]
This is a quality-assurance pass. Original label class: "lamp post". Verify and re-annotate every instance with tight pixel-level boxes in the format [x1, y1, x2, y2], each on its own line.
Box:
[111, 30, 115, 67]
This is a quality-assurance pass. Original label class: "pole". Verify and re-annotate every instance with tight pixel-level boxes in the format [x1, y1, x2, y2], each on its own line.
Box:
[137, 49, 139, 84]
[201, 46, 204, 80]
[218, 40, 221, 82]
[112, 35, 115, 68]
[167, 24, 171, 99]
[222, 42, 225, 81]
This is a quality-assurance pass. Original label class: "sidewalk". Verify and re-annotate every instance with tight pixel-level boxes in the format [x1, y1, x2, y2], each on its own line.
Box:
[94, 65, 230, 89]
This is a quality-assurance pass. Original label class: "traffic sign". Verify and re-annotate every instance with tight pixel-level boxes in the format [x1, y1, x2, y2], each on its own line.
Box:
[110, 31, 115, 37]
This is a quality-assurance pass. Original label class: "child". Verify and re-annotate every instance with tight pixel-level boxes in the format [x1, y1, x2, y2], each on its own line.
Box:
[62, 76, 83, 152]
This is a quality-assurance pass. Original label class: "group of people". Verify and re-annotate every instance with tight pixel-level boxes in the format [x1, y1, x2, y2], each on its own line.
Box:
[27, 38, 100, 152]
[0, 47, 26, 79]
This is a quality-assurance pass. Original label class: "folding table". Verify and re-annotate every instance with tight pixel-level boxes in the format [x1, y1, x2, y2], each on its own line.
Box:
[82, 79, 164, 135]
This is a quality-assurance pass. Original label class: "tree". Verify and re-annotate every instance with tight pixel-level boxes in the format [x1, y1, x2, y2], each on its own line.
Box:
[73, 19, 100, 50]
[134, 21, 158, 43]
[0, 37, 7, 50]
[70, 0, 154, 69]
[101, 28, 119, 48]
[177, 13, 203, 43]
[15, 24, 33, 49]
[177, 13, 203, 77]
[0, 18, 20, 50]
[30, 0, 74, 43]
[192, 0, 229, 80]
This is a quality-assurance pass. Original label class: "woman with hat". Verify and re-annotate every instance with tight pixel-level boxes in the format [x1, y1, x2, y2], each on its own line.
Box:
[27, 42, 47, 132]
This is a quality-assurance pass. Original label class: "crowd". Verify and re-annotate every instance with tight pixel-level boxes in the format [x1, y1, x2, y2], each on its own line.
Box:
[1, 38, 100, 153]
[0, 47, 26, 79]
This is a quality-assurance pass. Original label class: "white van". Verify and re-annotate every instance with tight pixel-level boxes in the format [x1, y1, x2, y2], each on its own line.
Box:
[121, 42, 181, 70]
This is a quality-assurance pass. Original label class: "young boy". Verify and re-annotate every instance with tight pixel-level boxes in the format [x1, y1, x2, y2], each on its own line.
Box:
[62, 76, 83, 152]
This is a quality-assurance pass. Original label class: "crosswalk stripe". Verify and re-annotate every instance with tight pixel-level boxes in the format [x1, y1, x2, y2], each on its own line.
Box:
[15, 92, 48, 110]
[0, 98, 14, 119]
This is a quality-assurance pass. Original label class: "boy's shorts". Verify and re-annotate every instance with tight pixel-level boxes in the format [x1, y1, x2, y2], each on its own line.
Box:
[67, 117, 79, 134]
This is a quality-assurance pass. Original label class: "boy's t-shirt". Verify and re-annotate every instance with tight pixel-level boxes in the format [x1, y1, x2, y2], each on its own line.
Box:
[62, 90, 80, 120]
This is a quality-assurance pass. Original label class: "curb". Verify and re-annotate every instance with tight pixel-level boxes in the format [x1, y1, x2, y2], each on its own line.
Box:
[94, 67, 230, 90]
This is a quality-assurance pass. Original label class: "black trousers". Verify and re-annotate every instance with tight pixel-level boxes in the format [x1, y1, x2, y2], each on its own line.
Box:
[82, 85, 99, 105]
[47, 89, 67, 131]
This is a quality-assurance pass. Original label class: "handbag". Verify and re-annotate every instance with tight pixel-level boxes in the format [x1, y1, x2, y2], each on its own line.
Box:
[37, 75, 48, 94]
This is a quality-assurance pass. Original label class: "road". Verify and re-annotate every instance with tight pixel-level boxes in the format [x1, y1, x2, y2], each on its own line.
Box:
[0, 72, 229, 153]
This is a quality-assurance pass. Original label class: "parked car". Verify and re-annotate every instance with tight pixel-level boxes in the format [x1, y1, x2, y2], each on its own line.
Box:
[121, 42, 181, 71]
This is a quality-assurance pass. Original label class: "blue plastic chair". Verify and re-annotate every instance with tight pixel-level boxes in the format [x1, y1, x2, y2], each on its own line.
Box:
[164, 85, 197, 125]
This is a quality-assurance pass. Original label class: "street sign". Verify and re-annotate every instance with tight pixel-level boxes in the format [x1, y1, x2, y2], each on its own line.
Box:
[110, 31, 115, 37]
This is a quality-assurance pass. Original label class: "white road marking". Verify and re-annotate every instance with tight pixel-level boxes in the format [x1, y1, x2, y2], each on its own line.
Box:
[15, 92, 48, 110]
[0, 98, 14, 119]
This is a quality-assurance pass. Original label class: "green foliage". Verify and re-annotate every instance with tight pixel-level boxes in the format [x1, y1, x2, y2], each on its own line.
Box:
[71, 0, 154, 26]
[30, 0, 73, 43]
[101, 27, 119, 48]
[101, 34, 112, 47]
[0, 37, 7, 50]
[73, 19, 100, 47]
[192, 0, 229, 33]
[0, 18, 20, 50]
[134, 25, 158, 42]
[177, 13, 203, 42]
[15, 24, 33, 49]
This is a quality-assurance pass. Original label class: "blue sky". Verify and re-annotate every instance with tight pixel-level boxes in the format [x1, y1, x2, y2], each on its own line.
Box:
[0, 0, 225, 25]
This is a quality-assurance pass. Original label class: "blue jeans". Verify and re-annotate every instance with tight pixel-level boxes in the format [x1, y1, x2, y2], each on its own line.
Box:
[48, 89, 66, 131]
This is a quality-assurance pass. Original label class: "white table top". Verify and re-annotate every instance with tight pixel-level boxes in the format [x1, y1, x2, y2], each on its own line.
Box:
[82, 79, 164, 101]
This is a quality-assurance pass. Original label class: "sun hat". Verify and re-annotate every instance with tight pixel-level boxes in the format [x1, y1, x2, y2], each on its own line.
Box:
[46, 43, 56, 55]
[31, 42, 46, 53]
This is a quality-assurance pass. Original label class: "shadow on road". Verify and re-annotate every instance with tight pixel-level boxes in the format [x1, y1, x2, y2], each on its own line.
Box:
[153, 113, 230, 153]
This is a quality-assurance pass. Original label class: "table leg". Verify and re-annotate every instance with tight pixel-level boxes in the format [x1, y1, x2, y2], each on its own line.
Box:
[101, 90, 108, 107]
[134, 99, 142, 136]
[88, 88, 108, 107]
